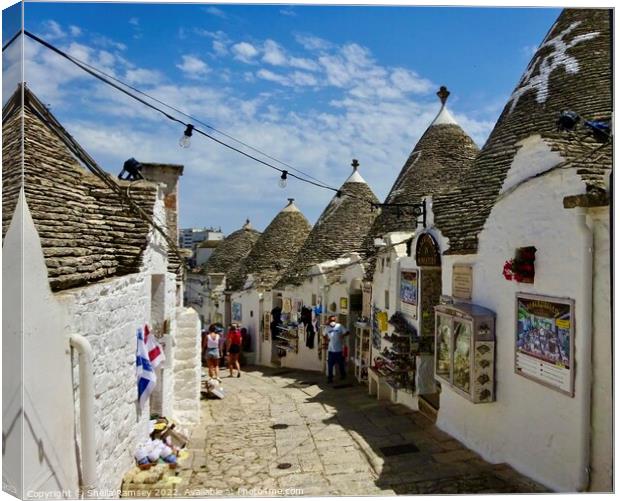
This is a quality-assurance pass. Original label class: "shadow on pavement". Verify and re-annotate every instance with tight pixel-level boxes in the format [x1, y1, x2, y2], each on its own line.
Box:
[242, 365, 549, 495]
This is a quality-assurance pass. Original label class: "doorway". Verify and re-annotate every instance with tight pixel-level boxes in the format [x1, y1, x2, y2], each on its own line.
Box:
[413, 233, 443, 418]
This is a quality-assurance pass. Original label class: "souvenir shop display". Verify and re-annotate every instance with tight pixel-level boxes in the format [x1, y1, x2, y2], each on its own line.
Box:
[434, 302, 496, 403]
[354, 321, 371, 383]
[374, 311, 418, 392]
[134, 417, 189, 470]
[275, 324, 300, 355]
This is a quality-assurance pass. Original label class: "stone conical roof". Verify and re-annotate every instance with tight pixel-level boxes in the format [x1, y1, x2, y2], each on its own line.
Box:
[435, 8, 612, 255]
[227, 199, 312, 291]
[361, 88, 479, 277]
[376, 91, 479, 237]
[277, 161, 379, 287]
[203, 220, 261, 283]
[3, 85, 162, 291]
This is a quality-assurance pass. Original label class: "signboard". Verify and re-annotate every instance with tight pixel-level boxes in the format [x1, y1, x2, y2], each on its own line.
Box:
[514, 293, 575, 396]
[362, 284, 372, 318]
[452, 264, 473, 299]
[339, 297, 348, 311]
[415, 233, 441, 267]
[400, 270, 418, 319]
[263, 313, 271, 341]
[232, 302, 242, 322]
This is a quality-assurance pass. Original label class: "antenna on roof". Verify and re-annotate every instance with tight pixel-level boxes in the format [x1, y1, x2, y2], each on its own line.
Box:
[437, 86, 450, 106]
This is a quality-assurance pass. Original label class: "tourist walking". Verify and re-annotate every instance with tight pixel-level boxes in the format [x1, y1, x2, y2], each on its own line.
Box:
[324, 315, 349, 383]
[203, 325, 221, 382]
[227, 323, 243, 377]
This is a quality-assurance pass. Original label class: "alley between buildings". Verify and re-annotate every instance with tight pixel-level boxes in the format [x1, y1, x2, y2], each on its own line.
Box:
[123, 367, 547, 496]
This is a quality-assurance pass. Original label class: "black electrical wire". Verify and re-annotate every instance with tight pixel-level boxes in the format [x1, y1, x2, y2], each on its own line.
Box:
[53, 50, 333, 188]
[2, 30, 22, 52]
[22, 30, 339, 193]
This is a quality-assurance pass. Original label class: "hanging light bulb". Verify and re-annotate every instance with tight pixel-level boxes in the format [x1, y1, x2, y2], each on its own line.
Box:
[179, 124, 194, 148]
[279, 170, 288, 188]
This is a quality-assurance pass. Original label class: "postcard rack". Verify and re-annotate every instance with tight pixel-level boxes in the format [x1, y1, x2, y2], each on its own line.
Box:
[275, 324, 299, 354]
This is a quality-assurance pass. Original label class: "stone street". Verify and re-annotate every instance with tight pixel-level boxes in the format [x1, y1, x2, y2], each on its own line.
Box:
[171, 366, 548, 496]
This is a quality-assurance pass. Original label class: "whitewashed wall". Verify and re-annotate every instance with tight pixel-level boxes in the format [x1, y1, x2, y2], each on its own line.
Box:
[59, 273, 152, 495]
[588, 208, 612, 491]
[11, 194, 81, 497]
[3, 191, 26, 498]
[436, 142, 604, 492]
[172, 308, 201, 425]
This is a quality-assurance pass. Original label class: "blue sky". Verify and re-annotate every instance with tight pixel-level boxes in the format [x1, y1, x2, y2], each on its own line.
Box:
[3, 2, 561, 234]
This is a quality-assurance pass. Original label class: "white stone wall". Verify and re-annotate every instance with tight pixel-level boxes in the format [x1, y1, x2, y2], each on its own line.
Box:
[436, 159, 602, 492]
[172, 307, 201, 425]
[58, 273, 152, 496]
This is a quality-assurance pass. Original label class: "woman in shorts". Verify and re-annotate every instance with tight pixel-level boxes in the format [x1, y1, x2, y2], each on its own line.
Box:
[203, 325, 221, 382]
[226, 324, 243, 378]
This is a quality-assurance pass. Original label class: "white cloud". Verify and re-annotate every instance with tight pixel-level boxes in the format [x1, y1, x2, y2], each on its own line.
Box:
[390, 68, 433, 94]
[42, 20, 66, 40]
[232, 42, 259, 62]
[19, 27, 494, 235]
[129, 17, 140, 26]
[280, 8, 296, 17]
[69, 25, 82, 37]
[262, 40, 287, 66]
[124, 67, 162, 85]
[203, 6, 227, 19]
[295, 34, 332, 51]
[176, 55, 210, 78]
[213, 40, 228, 57]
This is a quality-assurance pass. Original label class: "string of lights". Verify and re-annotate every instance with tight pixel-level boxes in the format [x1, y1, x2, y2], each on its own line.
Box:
[20, 30, 340, 194]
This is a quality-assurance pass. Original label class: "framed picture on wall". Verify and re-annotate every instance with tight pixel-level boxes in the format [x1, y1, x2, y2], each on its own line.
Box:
[400, 270, 418, 319]
[514, 293, 575, 396]
[232, 302, 242, 322]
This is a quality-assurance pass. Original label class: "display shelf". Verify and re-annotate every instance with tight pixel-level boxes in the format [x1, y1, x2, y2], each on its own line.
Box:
[354, 324, 371, 384]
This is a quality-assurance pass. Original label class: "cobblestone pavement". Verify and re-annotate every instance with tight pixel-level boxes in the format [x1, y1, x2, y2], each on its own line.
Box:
[181, 366, 548, 496]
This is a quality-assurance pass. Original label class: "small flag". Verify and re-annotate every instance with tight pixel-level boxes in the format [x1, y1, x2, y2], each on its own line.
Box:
[144, 324, 165, 368]
[136, 327, 156, 409]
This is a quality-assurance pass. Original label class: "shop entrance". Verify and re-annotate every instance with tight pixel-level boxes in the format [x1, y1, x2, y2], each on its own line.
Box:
[415, 234, 443, 418]
[270, 295, 283, 366]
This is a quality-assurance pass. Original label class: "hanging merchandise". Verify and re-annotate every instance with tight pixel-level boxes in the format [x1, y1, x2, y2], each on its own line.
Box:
[301, 306, 315, 349]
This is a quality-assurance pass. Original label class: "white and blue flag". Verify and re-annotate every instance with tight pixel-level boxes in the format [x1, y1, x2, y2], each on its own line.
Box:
[136, 327, 156, 409]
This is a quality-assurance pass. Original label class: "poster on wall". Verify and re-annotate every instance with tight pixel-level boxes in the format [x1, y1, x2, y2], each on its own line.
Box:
[339, 297, 348, 312]
[400, 270, 418, 319]
[514, 293, 575, 396]
[232, 302, 242, 322]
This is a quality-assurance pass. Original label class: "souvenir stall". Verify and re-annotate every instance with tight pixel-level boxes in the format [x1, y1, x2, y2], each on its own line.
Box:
[276, 253, 366, 374]
[368, 229, 440, 410]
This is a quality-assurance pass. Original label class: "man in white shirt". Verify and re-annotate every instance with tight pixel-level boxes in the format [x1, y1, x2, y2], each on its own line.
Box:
[324, 315, 349, 383]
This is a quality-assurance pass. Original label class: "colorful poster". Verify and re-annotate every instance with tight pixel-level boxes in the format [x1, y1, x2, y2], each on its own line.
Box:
[400, 270, 418, 319]
[340, 297, 348, 311]
[515, 293, 574, 396]
[232, 302, 242, 322]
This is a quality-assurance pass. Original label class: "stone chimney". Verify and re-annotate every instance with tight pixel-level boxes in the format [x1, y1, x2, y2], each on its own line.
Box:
[139, 163, 184, 243]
